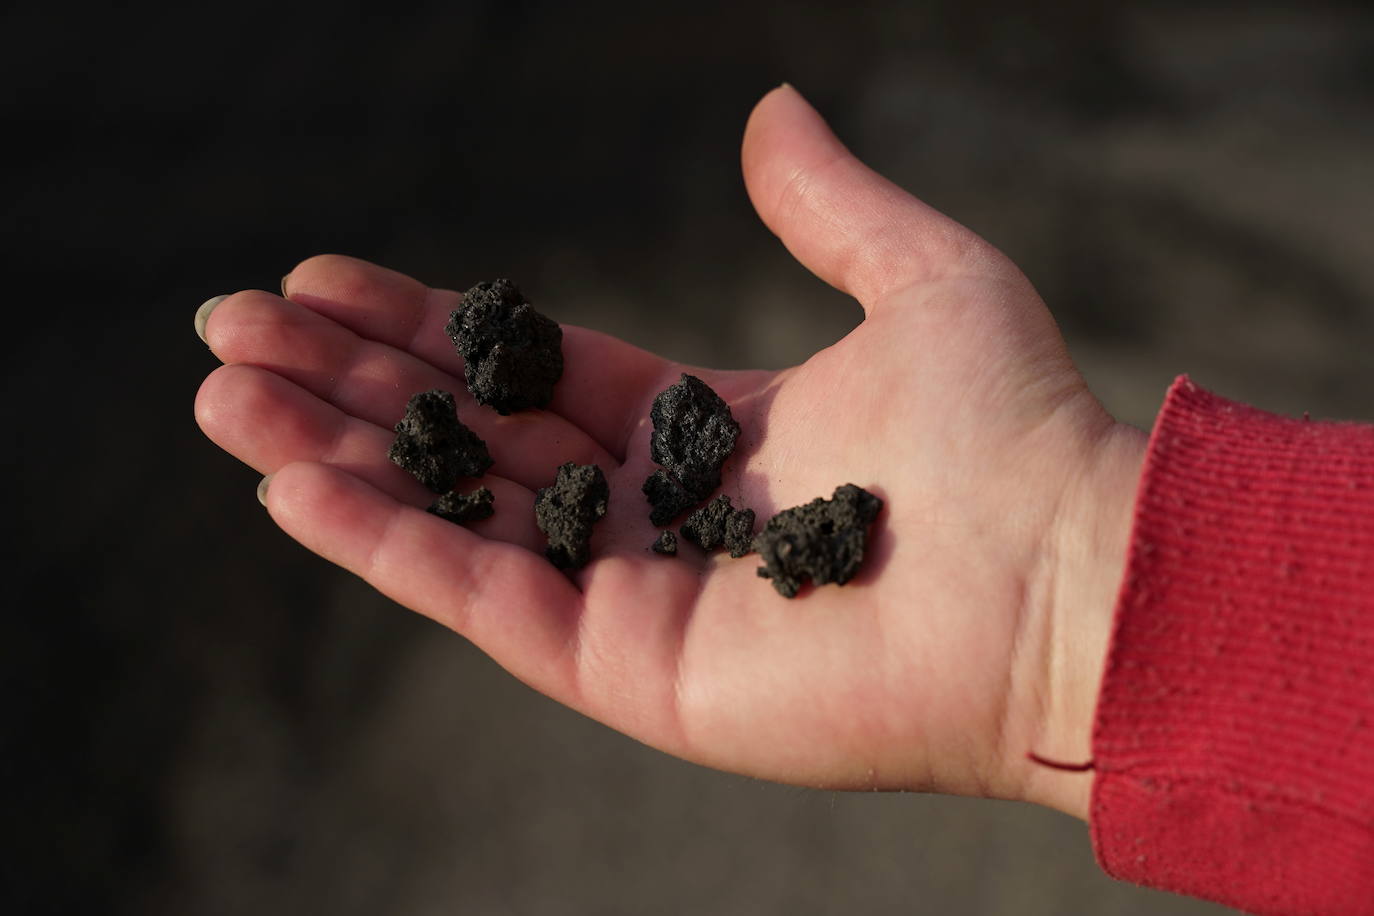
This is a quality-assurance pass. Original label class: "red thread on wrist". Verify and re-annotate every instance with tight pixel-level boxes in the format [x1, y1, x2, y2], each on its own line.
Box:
[1026, 751, 1096, 772]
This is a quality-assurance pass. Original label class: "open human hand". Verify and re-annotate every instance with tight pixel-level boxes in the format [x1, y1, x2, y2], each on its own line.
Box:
[195, 85, 1146, 822]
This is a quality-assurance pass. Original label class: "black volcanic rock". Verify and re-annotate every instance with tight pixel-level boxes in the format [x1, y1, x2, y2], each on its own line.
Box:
[446, 279, 563, 415]
[388, 389, 493, 493]
[641, 374, 739, 525]
[753, 484, 883, 598]
[679, 495, 755, 558]
[427, 487, 495, 525]
[535, 463, 609, 570]
[651, 530, 678, 556]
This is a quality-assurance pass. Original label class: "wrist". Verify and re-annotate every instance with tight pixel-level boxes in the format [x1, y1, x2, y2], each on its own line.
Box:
[1020, 420, 1147, 820]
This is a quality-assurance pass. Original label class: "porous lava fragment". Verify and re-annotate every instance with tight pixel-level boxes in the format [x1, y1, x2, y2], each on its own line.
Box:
[642, 374, 740, 525]
[651, 530, 677, 556]
[427, 487, 495, 525]
[680, 495, 755, 558]
[445, 279, 563, 415]
[535, 462, 609, 570]
[388, 389, 493, 493]
[642, 470, 698, 527]
[753, 484, 883, 598]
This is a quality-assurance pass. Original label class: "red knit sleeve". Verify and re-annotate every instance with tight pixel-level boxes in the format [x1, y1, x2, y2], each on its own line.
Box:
[1090, 376, 1374, 915]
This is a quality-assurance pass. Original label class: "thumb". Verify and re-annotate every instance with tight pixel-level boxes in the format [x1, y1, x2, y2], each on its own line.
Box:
[741, 84, 1003, 312]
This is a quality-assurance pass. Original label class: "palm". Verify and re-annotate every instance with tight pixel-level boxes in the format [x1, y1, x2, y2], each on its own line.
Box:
[196, 87, 1113, 807]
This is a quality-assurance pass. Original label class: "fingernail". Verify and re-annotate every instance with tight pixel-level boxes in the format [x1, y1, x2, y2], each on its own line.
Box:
[257, 474, 273, 507]
[280, 274, 291, 298]
[195, 295, 228, 343]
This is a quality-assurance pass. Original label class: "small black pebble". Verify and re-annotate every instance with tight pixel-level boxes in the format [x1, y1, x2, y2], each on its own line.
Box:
[651, 530, 677, 556]
[388, 389, 493, 493]
[446, 279, 563, 415]
[753, 484, 883, 598]
[642, 470, 699, 527]
[642, 374, 740, 525]
[428, 487, 495, 525]
[680, 495, 755, 558]
[535, 462, 609, 570]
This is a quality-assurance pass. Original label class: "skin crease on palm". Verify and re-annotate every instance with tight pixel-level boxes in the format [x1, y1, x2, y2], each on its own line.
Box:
[194, 84, 1148, 826]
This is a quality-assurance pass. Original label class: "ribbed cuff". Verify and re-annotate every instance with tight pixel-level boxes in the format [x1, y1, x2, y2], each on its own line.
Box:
[1091, 376, 1374, 916]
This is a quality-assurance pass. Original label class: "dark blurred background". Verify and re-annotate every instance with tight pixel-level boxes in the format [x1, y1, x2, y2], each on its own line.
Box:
[6, 1, 1373, 913]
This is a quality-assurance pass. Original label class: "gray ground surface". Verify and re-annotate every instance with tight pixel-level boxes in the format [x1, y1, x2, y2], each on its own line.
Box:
[7, 2, 1371, 913]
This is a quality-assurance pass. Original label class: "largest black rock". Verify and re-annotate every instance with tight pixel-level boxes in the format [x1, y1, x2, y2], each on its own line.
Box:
[446, 279, 563, 415]
[753, 484, 883, 598]
[641, 374, 740, 526]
